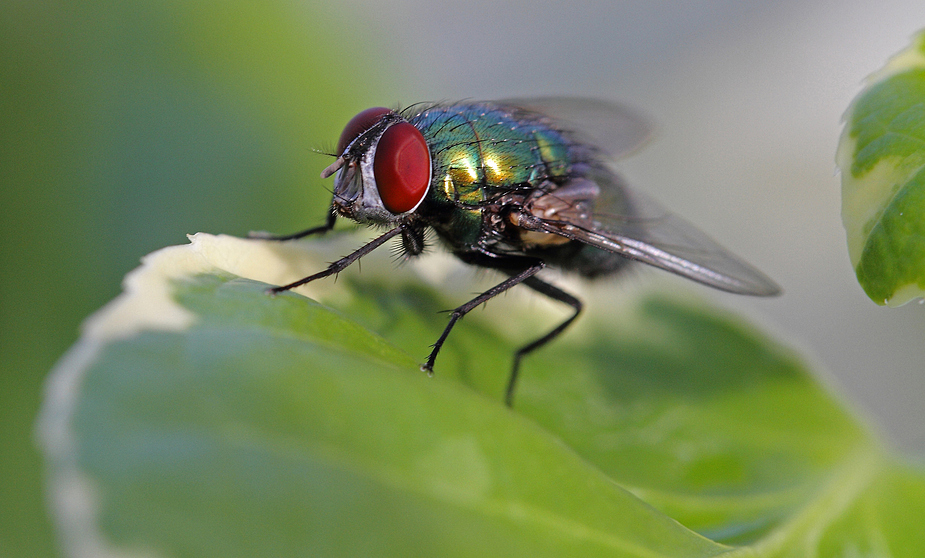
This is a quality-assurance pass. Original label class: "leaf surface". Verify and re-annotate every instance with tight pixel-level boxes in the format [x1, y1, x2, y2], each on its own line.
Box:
[38, 233, 925, 557]
[839, 30, 925, 305]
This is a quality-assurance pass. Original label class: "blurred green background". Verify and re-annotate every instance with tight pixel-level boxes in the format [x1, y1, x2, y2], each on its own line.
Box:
[1, 2, 386, 555]
[5, 1, 925, 556]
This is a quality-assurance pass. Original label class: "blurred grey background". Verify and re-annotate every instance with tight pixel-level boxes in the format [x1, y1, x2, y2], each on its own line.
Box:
[3, 1, 925, 556]
[334, 0, 925, 451]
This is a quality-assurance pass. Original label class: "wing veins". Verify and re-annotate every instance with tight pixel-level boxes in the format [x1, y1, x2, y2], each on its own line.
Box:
[526, 215, 779, 296]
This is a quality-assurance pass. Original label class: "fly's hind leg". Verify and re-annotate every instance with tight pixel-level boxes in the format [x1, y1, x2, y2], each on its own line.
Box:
[506, 276, 582, 407]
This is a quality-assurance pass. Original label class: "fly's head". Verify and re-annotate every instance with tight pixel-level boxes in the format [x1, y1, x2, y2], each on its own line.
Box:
[322, 107, 432, 224]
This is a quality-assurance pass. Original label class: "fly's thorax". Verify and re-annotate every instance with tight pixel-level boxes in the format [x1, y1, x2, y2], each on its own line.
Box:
[410, 103, 583, 205]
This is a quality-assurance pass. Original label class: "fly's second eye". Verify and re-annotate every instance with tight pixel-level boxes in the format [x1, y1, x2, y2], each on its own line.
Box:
[373, 122, 431, 214]
[336, 107, 393, 156]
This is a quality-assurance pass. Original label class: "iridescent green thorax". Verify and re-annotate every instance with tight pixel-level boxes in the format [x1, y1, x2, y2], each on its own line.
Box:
[406, 103, 594, 247]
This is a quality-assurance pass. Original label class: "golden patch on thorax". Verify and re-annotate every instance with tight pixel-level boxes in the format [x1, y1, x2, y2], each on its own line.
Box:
[442, 170, 483, 205]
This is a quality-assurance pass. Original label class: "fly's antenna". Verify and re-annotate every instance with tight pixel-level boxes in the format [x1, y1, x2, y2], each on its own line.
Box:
[320, 156, 346, 179]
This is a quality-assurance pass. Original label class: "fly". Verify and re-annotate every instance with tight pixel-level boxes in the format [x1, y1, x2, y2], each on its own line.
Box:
[253, 98, 781, 407]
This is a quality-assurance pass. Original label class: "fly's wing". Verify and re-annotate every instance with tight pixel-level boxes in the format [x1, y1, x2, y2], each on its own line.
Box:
[495, 97, 779, 295]
[496, 97, 653, 160]
[527, 173, 781, 296]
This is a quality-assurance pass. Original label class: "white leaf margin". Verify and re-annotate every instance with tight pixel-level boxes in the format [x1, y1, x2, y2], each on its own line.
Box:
[35, 233, 340, 558]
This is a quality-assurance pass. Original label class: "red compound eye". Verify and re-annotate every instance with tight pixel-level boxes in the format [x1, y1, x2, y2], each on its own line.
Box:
[336, 107, 393, 156]
[373, 122, 431, 214]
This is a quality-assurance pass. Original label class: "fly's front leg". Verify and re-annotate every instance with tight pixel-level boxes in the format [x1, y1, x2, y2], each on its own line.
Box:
[422, 258, 546, 381]
[249, 204, 337, 241]
[268, 225, 404, 294]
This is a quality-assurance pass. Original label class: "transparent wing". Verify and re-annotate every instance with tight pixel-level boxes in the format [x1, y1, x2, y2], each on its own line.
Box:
[497, 97, 653, 159]
[495, 97, 778, 295]
[526, 174, 781, 296]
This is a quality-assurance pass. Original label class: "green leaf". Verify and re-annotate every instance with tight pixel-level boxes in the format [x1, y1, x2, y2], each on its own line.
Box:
[838, 30, 925, 306]
[38, 233, 925, 557]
